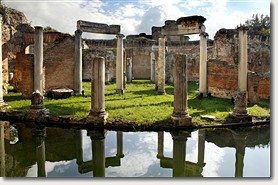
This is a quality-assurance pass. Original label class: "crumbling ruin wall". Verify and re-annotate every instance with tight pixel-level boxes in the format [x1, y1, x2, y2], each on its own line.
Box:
[208, 29, 270, 102]
[125, 35, 155, 79]
[44, 36, 75, 91]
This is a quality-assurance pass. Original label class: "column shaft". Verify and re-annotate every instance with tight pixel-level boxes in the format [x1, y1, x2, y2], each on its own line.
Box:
[74, 30, 82, 95]
[116, 131, 124, 157]
[126, 58, 132, 83]
[91, 57, 105, 113]
[157, 37, 166, 94]
[238, 28, 248, 92]
[34, 26, 44, 94]
[199, 32, 208, 96]
[116, 34, 124, 93]
[171, 54, 192, 126]
[0, 122, 5, 176]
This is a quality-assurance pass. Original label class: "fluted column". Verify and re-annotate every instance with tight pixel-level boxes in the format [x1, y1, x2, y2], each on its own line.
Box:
[171, 54, 192, 126]
[74, 30, 83, 95]
[116, 34, 124, 94]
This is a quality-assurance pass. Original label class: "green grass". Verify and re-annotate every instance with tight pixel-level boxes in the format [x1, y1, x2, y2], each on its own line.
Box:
[3, 80, 270, 125]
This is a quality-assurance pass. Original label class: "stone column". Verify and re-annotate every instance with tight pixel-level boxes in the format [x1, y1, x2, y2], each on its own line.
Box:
[116, 34, 124, 94]
[231, 27, 251, 122]
[32, 128, 46, 177]
[171, 54, 192, 126]
[34, 26, 44, 94]
[157, 37, 166, 95]
[0, 122, 5, 177]
[199, 32, 208, 97]
[88, 57, 108, 123]
[238, 27, 249, 92]
[150, 51, 156, 83]
[126, 58, 132, 83]
[74, 30, 83, 95]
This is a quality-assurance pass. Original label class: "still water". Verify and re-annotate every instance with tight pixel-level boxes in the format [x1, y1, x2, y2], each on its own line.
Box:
[0, 122, 270, 177]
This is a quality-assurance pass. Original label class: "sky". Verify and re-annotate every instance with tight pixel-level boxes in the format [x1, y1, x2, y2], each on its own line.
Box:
[2, 0, 271, 40]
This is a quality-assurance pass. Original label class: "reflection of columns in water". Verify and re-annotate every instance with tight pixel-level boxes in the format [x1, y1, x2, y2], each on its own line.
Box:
[157, 131, 164, 158]
[0, 122, 5, 176]
[116, 131, 124, 158]
[75, 130, 83, 166]
[171, 131, 191, 177]
[232, 130, 247, 177]
[197, 129, 206, 168]
[88, 130, 107, 177]
[32, 127, 46, 177]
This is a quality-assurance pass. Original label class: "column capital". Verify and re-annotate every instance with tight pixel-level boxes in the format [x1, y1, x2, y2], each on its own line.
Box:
[237, 26, 249, 31]
[34, 26, 43, 29]
[75, 29, 83, 35]
[199, 32, 209, 38]
[116, 34, 125, 38]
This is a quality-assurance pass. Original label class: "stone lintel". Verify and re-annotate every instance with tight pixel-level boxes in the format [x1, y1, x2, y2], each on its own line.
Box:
[77, 20, 120, 34]
[171, 114, 192, 127]
[161, 26, 200, 36]
[176, 16, 206, 25]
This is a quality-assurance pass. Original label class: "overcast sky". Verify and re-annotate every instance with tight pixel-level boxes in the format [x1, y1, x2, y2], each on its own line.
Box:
[2, 0, 271, 40]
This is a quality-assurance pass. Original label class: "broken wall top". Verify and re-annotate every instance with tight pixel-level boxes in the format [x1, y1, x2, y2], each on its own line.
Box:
[77, 20, 120, 34]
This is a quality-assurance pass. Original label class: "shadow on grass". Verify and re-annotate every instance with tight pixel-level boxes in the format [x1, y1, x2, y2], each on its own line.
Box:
[188, 96, 234, 118]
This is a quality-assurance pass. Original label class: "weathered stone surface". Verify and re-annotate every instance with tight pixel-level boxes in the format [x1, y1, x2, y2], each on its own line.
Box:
[77, 20, 120, 34]
[48, 89, 73, 99]
[201, 115, 216, 121]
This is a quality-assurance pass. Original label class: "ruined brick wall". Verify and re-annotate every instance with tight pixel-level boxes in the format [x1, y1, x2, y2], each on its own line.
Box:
[44, 36, 75, 91]
[208, 29, 270, 102]
[208, 59, 238, 98]
[248, 72, 270, 102]
[11, 53, 34, 98]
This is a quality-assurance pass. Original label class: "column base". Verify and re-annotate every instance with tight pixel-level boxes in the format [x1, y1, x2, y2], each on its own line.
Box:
[0, 102, 11, 110]
[229, 112, 252, 123]
[156, 89, 166, 95]
[116, 89, 124, 94]
[87, 111, 108, 125]
[171, 114, 192, 126]
[26, 108, 49, 120]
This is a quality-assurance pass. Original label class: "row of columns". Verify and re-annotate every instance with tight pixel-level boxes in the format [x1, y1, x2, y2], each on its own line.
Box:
[74, 31, 125, 95]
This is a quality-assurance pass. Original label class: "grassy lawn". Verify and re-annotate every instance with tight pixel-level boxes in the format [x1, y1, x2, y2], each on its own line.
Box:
[3, 80, 270, 125]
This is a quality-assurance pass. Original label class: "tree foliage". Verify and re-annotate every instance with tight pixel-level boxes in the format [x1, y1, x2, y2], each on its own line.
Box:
[239, 14, 270, 35]
[43, 26, 58, 32]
